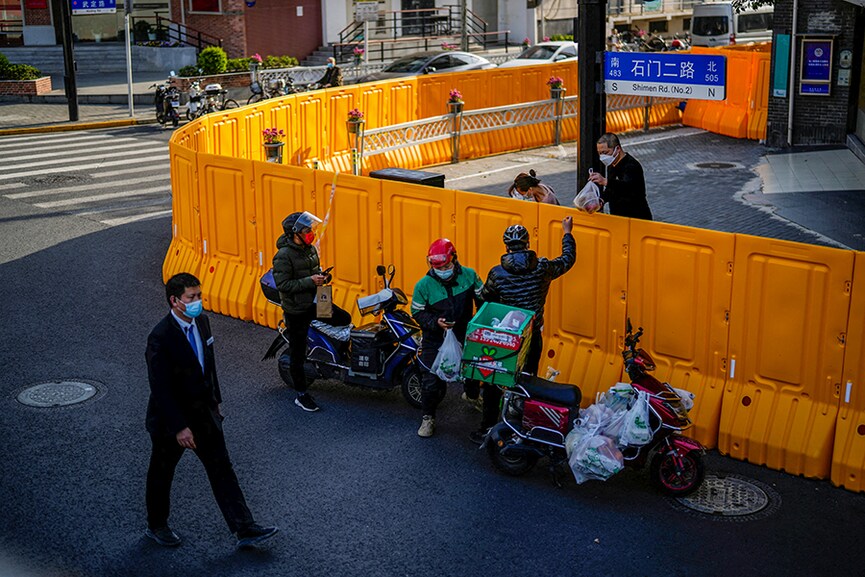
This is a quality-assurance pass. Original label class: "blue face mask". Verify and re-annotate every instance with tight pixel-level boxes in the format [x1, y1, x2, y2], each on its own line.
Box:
[327, 62, 334, 68]
[181, 299, 203, 318]
[432, 267, 454, 280]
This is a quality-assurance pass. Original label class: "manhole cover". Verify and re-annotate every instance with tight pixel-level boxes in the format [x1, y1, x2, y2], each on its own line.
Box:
[16, 380, 100, 408]
[668, 473, 781, 522]
[694, 162, 737, 170]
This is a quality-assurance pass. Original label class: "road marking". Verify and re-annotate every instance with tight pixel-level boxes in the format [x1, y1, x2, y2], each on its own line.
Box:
[446, 157, 557, 183]
[2, 146, 167, 172]
[0, 132, 119, 149]
[33, 186, 169, 208]
[0, 182, 27, 192]
[6, 175, 170, 199]
[1, 140, 157, 163]
[0, 153, 169, 181]
[624, 128, 706, 146]
[100, 210, 173, 226]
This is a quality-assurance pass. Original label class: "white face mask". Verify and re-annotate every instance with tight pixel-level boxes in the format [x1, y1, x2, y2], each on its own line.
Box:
[432, 267, 454, 280]
[599, 147, 618, 167]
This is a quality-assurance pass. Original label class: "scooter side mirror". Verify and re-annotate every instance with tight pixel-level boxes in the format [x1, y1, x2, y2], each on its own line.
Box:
[376, 265, 386, 276]
[387, 264, 395, 287]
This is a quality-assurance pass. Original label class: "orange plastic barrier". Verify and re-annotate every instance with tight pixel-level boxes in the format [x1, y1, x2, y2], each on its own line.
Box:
[162, 141, 203, 284]
[831, 251, 865, 490]
[718, 234, 854, 478]
[626, 220, 735, 448]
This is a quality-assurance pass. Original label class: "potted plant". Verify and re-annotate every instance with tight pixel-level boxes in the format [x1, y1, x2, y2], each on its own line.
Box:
[522, 37, 531, 49]
[447, 88, 463, 114]
[133, 19, 152, 43]
[352, 46, 364, 66]
[346, 108, 365, 133]
[262, 127, 285, 163]
[441, 42, 457, 51]
[547, 75, 565, 99]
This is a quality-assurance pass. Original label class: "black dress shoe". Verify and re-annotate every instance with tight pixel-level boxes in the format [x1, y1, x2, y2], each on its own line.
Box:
[236, 524, 279, 548]
[145, 526, 182, 547]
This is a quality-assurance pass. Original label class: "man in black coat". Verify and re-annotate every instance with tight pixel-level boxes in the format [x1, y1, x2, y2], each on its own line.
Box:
[144, 272, 278, 548]
[589, 132, 653, 220]
[474, 218, 575, 442]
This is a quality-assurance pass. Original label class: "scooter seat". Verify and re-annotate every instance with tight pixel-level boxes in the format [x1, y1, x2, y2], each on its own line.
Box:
[517, 375, 581, 408]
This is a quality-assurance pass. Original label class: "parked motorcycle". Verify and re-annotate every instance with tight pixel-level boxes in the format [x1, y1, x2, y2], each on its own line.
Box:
[484, 319, 705, 496]
[261, 264, 424, 407]
[151, 75, 180, 127]
[186, 79, 203, 120]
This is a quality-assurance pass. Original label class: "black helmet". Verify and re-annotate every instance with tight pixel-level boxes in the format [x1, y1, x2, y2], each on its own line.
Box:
[282, 211, 322, 234]
[503, 224, 529, 250]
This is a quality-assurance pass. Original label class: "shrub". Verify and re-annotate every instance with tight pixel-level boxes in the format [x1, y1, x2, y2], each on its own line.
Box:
[262, 55, 297, 69]
[226, 57, 253, 73]
[0, 63, 42, 81]
[197, 46, 228, 75]
[0, 52, 10, 75]
[133, 19, 152, 42]
[178, 65, 200, 77]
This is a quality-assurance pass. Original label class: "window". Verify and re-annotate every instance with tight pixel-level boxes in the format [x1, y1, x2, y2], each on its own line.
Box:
[693, 16, 729, 37]
[649, 20, 668, 33]
[683, 18, 691, 31]
[559, 45, 577, 58]
[737, 13, 772, 33]
[190, 0, 219, 13]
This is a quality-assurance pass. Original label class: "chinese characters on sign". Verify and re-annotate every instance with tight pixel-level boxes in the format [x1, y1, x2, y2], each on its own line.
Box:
[799, 39, 833, 96]
[604, 52, 726, 101]
[71, 0, 116, 15]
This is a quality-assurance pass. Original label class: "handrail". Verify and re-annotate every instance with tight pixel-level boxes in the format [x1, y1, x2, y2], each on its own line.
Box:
[149, 13, 222, 50]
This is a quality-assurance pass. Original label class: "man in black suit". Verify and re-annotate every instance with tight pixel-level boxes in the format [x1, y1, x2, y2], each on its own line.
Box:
[144, 272, 278, 548]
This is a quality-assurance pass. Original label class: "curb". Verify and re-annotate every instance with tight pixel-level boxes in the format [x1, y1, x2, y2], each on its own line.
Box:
[0, 116, 157, 136]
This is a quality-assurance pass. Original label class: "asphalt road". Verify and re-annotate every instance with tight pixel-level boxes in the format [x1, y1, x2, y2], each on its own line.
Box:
[1, 126, 864, 577]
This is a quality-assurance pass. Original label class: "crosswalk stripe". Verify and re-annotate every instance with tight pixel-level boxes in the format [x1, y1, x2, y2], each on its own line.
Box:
[3, 146, 167, 172]
[100, 210, 173, 226]
[1, 139, 157, 163]
[0, 153, 169, 181]
[90, 164, 172, 180]
[34, 185, 169, 208]
[0, 132, 120, 149]
[6, 175, 171, 200]
[0, 182, 27, 192]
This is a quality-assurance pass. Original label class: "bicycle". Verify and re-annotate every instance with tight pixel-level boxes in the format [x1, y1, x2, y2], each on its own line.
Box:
[200, 83, 238, 114]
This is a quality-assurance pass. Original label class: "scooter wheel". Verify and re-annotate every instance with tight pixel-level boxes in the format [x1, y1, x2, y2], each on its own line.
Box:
[172, 115, 179, 127]
[487, 427, 538, 476]
[399, 365, 423, 409]
[650, 449, 705, 496]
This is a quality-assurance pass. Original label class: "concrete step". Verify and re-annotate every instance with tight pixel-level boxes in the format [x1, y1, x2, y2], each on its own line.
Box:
[0, 44, 195, 74]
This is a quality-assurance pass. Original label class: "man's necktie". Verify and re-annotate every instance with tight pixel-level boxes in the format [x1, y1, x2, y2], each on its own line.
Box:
[186, 326, 203, 370]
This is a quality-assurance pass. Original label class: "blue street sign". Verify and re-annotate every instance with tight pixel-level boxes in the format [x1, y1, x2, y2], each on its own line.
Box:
[71, 0, 116, 15]
[605, 52, 726, 101]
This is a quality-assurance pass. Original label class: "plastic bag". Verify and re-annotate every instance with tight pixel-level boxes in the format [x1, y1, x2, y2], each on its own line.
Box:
[431, 329, 463, 382]
[574, 181, 602, 214]
[673, 387, 695, 411]
[620, 390, 652, 446]
[565, 427, 623, 484]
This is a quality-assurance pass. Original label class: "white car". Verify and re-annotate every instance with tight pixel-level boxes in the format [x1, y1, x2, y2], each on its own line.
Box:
[497, 41, 578, 69]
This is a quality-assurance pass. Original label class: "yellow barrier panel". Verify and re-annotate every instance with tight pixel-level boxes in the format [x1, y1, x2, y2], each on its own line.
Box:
[163, 141, 203, 283]
[747, 52, 771, 141]
[249, 162, 319, 328]
[831, 251, 865, 491]
[293, 92, 327, 166]
[539, 206, 629, 404]
[208, 110, 245, 158]
[626, 220, 735, 448]
[196, 152, 257, 320]
[381, 180, 457, 298]
[719, 234, 853, 478]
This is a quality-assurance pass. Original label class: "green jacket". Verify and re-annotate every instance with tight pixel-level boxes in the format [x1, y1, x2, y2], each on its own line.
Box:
[411, 263, 483, 347]
[272, 234, 322, 315]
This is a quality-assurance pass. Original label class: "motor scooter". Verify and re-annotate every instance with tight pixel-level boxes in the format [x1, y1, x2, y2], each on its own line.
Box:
[186, 79, 203, 120]
[261, 264, 424, 407]
[483, 319, 705, 496]
[151, 75, 180, 127]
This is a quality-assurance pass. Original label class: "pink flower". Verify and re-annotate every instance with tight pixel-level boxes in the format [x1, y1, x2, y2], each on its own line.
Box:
[347, 108, 364, 121]
[448, 88, 463, 103]
[546, 76, 564, 88]
[262, 127, 285, 144]
[250, 53, 262, 63]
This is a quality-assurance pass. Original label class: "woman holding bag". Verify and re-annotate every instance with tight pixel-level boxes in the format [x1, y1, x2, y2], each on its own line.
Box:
[410, 239, 484, 438]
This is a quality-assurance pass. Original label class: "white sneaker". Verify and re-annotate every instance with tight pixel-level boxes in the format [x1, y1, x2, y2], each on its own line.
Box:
[461, 392, 483, 413]
[417, 415, 435, 437]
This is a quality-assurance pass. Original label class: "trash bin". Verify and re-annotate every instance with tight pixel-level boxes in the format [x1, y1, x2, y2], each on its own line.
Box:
[369, 168, 445, 188]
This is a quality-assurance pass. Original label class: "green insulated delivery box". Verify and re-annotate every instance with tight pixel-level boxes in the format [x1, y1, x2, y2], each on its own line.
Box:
[461, 302, 534, 386]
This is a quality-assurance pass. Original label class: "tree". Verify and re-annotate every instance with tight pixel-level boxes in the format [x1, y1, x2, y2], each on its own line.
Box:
[731, 0, 774, 10]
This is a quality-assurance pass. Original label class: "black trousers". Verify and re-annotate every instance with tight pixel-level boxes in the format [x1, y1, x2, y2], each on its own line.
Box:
[146, 413, 254, 534]
[479, 331, 544, 430]
[283, 304, 352, 394]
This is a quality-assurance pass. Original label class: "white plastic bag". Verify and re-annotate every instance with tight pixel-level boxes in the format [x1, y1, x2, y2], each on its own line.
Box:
[620, 390, 652, 446]
[574, 181, 602, 214]
[673, 387, 695, 411]
[431, 329, 463, 382]
[566, 428, 624, 484]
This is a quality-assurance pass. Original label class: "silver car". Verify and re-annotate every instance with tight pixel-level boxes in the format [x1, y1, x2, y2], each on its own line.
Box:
[497, 41, 578, 69]
[358, 51, 496, 82]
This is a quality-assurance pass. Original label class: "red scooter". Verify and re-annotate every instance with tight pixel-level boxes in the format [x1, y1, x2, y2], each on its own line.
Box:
[485, 319, 705, 495]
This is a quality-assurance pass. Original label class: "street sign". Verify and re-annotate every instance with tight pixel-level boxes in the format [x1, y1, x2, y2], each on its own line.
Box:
[71, 0, 116, 14]
[354, 1, 378, 22]
[605, 52, 726, 101]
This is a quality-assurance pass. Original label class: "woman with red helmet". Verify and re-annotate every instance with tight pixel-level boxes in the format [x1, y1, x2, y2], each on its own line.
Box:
[410, 239, 484, 438]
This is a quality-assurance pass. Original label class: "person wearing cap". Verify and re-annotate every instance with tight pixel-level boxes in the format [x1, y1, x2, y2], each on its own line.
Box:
[474, 218, 575, 443]
[410, 239, 484, 438]
[508, 169, 560, 205]
[316, 57, 343, 88]
[272, 211, 351, 412]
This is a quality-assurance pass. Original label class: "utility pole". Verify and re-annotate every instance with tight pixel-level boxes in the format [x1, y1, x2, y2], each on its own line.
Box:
[460, 0, 468, 51]
[124, 0, 134, 117]
[59, 0, 79, 121]
[576, 0, 606, 181]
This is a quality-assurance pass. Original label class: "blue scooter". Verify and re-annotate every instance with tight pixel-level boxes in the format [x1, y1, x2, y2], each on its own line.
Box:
[261, 265, 423, 408]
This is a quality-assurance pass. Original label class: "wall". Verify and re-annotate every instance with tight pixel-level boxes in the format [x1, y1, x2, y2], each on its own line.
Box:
[766, 0, 862, 147]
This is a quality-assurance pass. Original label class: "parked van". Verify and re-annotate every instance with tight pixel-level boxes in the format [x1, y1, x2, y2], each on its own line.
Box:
[690, 2, 774, 47]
